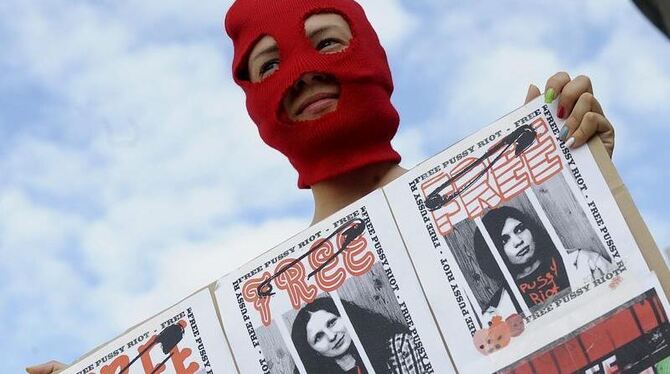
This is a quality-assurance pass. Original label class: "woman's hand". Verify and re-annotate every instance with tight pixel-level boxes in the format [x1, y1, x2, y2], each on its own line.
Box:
[26, 360, 67, 374]
[525, 72, 615, 157]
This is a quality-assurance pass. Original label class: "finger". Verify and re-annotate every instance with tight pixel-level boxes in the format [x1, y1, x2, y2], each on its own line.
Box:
[557, 75, 595, 119]
[563, 92, 596, 135]
[566, 111, 614, 154]
[544, 71, 571, 103]
[26, 361, 67, 374]
[524, 84, 541, 104]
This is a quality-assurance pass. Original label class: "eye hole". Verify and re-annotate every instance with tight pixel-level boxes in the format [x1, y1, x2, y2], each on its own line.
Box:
[501, 234, 510, 245]
[314, 332, 324, 344]
[327, 317, 337, 328]
[316, 37, 346, 53]
[259, 58, 279, 79]
[304, 13, 352, 54]
[245, 35, 280, 83]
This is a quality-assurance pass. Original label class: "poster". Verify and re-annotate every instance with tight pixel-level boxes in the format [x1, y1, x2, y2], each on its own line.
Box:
[215, 190, 455, 374]
[61, 288, 238, 374]
[383, 96, 651, 372]
[498, 273, 670, 374]
[60, 96, 667, 374]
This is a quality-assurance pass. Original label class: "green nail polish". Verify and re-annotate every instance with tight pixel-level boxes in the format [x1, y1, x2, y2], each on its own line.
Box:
[545, 88, 555, 103]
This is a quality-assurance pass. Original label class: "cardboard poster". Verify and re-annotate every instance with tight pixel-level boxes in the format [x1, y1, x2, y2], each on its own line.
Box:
[383, 96, 652, 372]
[60, 97, 670, 374]
[61, 288, 238, 374]
[498, 273, 670, 374]
[215, 190, 455, 374]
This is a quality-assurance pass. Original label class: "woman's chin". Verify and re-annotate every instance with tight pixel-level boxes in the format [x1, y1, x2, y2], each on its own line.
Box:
[334, 337, 352, 355]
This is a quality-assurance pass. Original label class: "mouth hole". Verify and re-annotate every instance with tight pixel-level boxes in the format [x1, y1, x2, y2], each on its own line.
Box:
[280, 73, 341, 122]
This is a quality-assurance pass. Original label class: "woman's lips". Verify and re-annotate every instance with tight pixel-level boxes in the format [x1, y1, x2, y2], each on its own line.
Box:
[516, 245, 530, 257]
[300, 97, 338, 116]
[295, 92, 339, 117]
[333, 334, 345, 349]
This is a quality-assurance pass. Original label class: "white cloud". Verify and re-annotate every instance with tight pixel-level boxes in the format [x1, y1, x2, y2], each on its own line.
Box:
[1, 1, 311, 369]
[91, 217, 307, 329]
[357, 0, 419, 51]
[393, 127, 430, 169]
[0, 189, 82, 259]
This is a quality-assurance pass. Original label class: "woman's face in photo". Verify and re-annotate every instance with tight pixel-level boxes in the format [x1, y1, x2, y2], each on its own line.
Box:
[305, 310, 352, 358]
[246, 13, 352, 122]
[500, 217, 536, 265]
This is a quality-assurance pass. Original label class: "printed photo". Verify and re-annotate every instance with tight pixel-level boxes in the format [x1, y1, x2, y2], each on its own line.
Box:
[442, 218, 506, 318]
[336, 263, 431, 374]
[255, 262, 432, 373]
[257, 321, 297, 374]
[443, 172, 615, 323]
[475, 199, 570, 316]
[499, 289, 670, 374]
[530, 172, 610, 264]
[476, 185, 614, 314]
[287, 294, 366, 374]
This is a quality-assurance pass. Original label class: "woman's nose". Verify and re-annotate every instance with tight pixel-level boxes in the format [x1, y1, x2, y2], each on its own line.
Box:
[292, 72, 327, 91]
[511, 234, 524, 247]
[325, 329, 337, 341]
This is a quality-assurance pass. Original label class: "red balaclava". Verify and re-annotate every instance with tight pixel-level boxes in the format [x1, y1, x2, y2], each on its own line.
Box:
[225, 0, 401, 188]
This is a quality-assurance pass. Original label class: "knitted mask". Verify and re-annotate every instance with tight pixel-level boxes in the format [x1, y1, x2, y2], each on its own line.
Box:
[225, 0, 400, 188]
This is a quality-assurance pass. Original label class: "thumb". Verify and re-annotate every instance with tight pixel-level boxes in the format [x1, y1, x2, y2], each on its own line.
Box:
[524, 84, 541, 104]
[26, 361, 67, 374]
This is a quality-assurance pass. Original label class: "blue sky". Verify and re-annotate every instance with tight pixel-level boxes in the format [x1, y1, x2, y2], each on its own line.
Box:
[2, 1, 669, 372]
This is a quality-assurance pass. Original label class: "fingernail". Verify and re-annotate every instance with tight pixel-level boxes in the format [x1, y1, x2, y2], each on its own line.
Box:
[558, 126, 569, 141]
[565, 137, 576, 148]
[545, 88, 555, 103]
[557, 105, 566, 119]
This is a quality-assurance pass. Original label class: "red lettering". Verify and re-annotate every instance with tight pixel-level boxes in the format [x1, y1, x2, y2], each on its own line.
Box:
[308, 239, 347, 292]
[489, 143, 530, 200]
[452, 157, 502, 218]
[242, 273, 273, 326]
[100, 355, 129, 374]
[523, 119, 562, 184]
[274, 258, 318, 309]
[420, 121, 563, 237]
[338, 228, 374, 276]
[169, 346, 199, 374]
[139, 336, 164, 374]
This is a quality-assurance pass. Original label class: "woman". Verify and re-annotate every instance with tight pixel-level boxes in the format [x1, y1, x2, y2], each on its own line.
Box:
[224, 0, 616, 225]
[27, 0, 617, 372]
[474, 206, 612, 318]
[291, 297, 427, 374]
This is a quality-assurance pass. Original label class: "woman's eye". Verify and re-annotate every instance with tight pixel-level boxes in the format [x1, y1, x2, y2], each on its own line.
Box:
[314, 332, 324, 343]
[259, 58, 279, 78]
[317, 38, 344, 52]
[501, 235, 509, 245]
[327, 318, 337, 328]
[514, 223, 526, 234]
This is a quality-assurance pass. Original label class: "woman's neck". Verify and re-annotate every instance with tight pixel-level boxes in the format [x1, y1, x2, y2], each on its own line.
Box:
[335, 353, 357, 371]
[310, 162, 407, 225]
[516, 258, 542, 279]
